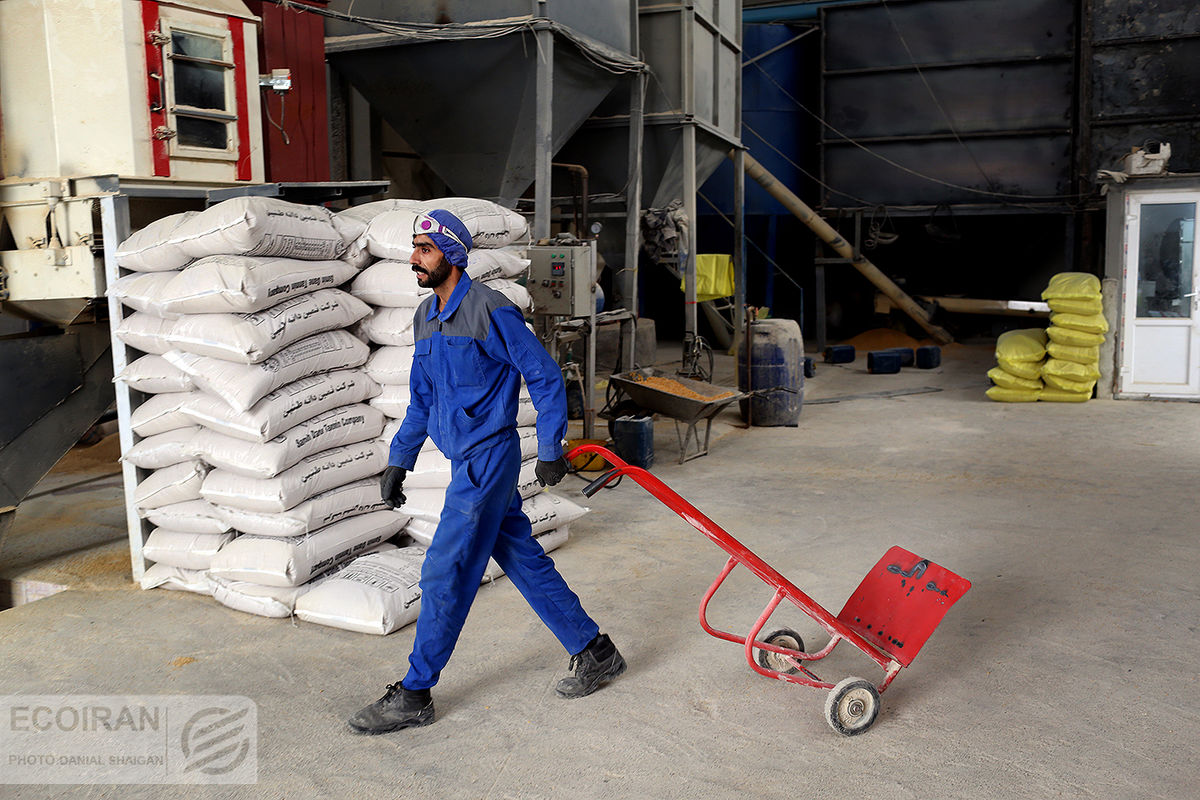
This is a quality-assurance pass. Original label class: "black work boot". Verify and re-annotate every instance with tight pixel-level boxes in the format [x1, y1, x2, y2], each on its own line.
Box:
[556, 633, 626, 699]
[347, 682, 435, 734]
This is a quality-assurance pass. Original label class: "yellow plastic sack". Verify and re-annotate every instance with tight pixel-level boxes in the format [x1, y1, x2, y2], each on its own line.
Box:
[684, 254, 735, 302]
[986, 386, 1040, 402]
[995, 328, 1048, 362]
[1040, 386, 1090, 403]
[1046, 341, 1099, 365]
[1046, 325, 1105, 347]
[1043, 372, 1096, 393]
[996, 356, 1042, 380]
[987, 366, 1043, 391]
[1042, 272, 1101, 300]
[1043, 358, 1100, 382]
[1050, 312, 1109, 335]
[1047, 296, 1103, 316]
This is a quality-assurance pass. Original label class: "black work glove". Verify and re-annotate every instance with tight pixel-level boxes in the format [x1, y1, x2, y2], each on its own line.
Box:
[535, 457, 569, 487]
[380, 466, 407, 509]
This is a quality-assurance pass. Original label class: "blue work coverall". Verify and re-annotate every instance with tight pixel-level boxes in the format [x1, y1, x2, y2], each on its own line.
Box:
[388, 274, 599, 690]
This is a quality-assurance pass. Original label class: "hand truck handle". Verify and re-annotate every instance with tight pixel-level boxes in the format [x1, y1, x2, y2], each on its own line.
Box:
[581, 467, 622, 497]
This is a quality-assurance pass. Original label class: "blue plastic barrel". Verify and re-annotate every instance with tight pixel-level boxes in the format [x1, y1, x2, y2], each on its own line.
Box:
[611, 415, 654, 469]
[737, 318, 804, 426]
[916, 346, 942, 369]
[867, 351, 902, 374]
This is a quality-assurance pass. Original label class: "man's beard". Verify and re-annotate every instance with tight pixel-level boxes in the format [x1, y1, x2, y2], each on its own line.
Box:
[414, 257, 453, 290]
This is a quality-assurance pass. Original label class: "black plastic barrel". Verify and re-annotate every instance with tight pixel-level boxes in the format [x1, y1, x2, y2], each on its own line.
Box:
[610, 415, 654, 468]
[738, 318, 804, 426]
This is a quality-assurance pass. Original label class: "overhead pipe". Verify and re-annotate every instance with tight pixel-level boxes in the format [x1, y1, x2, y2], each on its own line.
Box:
[736, 150, 954, 344]
[552, 162, 589, 237]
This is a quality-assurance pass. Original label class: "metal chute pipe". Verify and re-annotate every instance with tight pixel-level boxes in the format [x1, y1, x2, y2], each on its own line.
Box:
[734, 150, 954, 344]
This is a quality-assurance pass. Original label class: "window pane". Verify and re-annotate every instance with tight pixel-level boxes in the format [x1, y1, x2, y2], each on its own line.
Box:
[1137, 202, 1196, 318]
[173, 60, 226, 111]
[177, 116, 228, 149]
[172, 31, 224, 61]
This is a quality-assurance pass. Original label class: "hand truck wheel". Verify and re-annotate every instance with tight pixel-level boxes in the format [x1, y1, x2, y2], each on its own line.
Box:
[824, 677, 881, 736]
[755, 628, 805, 675]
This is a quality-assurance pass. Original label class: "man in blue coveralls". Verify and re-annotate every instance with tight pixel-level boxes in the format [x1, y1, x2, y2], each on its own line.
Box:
[348, 209, 626, 734]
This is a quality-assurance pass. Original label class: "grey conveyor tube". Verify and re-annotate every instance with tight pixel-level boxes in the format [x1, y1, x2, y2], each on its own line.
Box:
[735, 150, 954, 345]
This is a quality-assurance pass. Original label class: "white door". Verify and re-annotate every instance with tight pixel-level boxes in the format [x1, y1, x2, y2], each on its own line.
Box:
[1120, 191, 1200, 397]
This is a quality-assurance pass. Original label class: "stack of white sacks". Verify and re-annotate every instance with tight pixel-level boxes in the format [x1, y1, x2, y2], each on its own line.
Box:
[109, 196, 589, 635]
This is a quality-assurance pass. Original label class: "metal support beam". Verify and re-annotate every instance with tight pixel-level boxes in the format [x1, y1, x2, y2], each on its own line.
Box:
[738, 151, 954, 344]
[534, 22, 554, 240]
[622, 62, 646, 369]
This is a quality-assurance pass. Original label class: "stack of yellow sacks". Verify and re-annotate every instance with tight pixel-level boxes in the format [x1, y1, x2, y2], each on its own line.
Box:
[1040, 272, 1106, 402]
[987, 328, 1047, 402]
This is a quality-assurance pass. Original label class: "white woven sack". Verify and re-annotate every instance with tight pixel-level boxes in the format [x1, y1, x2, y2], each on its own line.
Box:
[369, 384, 411, 419]
[182, 368, 378, 443]
[522, 492, 588, 535]
[516, 388, 537, 426]
[191, 404, 384, 479]
[517, 426, 538, 460]
[294, 545, 427, 634]
[114, 312, 178, 355]
[208, 509, 409, 587]
[115, 211, 199, 271]
[134, 461, 209, 511]
[364, 345, 415, 385]
[139, 563, 212, 594]
[143, 529, 235, 570]
[466, 247, 529, 282]
[107, 272, 181, 315]
[200, 440, 386, 513]
[115, 354, 194, 393]
[141, 499, 231, 534]
[359, 306, 417, 347]
[420, 198, 528, 249]
[396, 487, 447, 523]
[214, 477, 389, 537]
[363, 207, 422, 261]
[121, 426, 199, 469]
[169, 197, 348, 261]
[209, 542, 397, 618]
[349, 261, 430, 307]
[130, 391, 200, 437]
[158, 255, 358, 315]
[166, 330, 369, 413]
[535, 524, 569, 555]
[405, 448, 452, 489]
[485, 278, 532, 312]
[166, 288, 370, 364]
[517, 458, 543, 499]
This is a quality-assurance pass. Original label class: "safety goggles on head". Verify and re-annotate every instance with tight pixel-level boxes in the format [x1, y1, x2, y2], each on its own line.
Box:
[413, 212, 467, 252]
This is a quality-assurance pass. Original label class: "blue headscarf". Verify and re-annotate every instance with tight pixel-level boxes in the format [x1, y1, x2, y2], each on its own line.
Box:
[416, 208, 473, 269]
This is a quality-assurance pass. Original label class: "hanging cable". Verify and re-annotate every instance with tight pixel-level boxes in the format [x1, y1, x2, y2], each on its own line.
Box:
[696, 190, 806, 294]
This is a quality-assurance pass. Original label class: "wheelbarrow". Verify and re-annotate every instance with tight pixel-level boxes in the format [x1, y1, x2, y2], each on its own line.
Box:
[605, 369, 743, 463]
[567, 443, 972, 736]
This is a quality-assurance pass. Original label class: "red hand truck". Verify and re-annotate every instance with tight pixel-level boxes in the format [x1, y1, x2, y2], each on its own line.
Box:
[567, 443, 972, 736]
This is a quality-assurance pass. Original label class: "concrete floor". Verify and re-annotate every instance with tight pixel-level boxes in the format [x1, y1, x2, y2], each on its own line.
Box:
[2, 339, 1198, 798]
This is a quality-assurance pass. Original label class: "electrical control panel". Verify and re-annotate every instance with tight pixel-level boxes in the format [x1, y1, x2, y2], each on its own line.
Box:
[527, 243, 596, 318]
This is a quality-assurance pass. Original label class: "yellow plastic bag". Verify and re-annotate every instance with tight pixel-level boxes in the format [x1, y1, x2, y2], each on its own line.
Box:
[1043, 372, 1096, 393]
[1047, 296, 1103, 315]
[684, 254, 735, 302]
[1040, 386, 1090, 403]
[987, 366, 1043, 391]
[1046, 341, 1099, 365]
[1049, 312, 1109, 335]
[986, 386, 1040, 402]
[1043, 358, 1100, 382]
[1042, 272, 1101, 300]
[996, 356, 1042, 380]
[1046, 325, 1105, 347]
[995, 328, 1048, 362]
